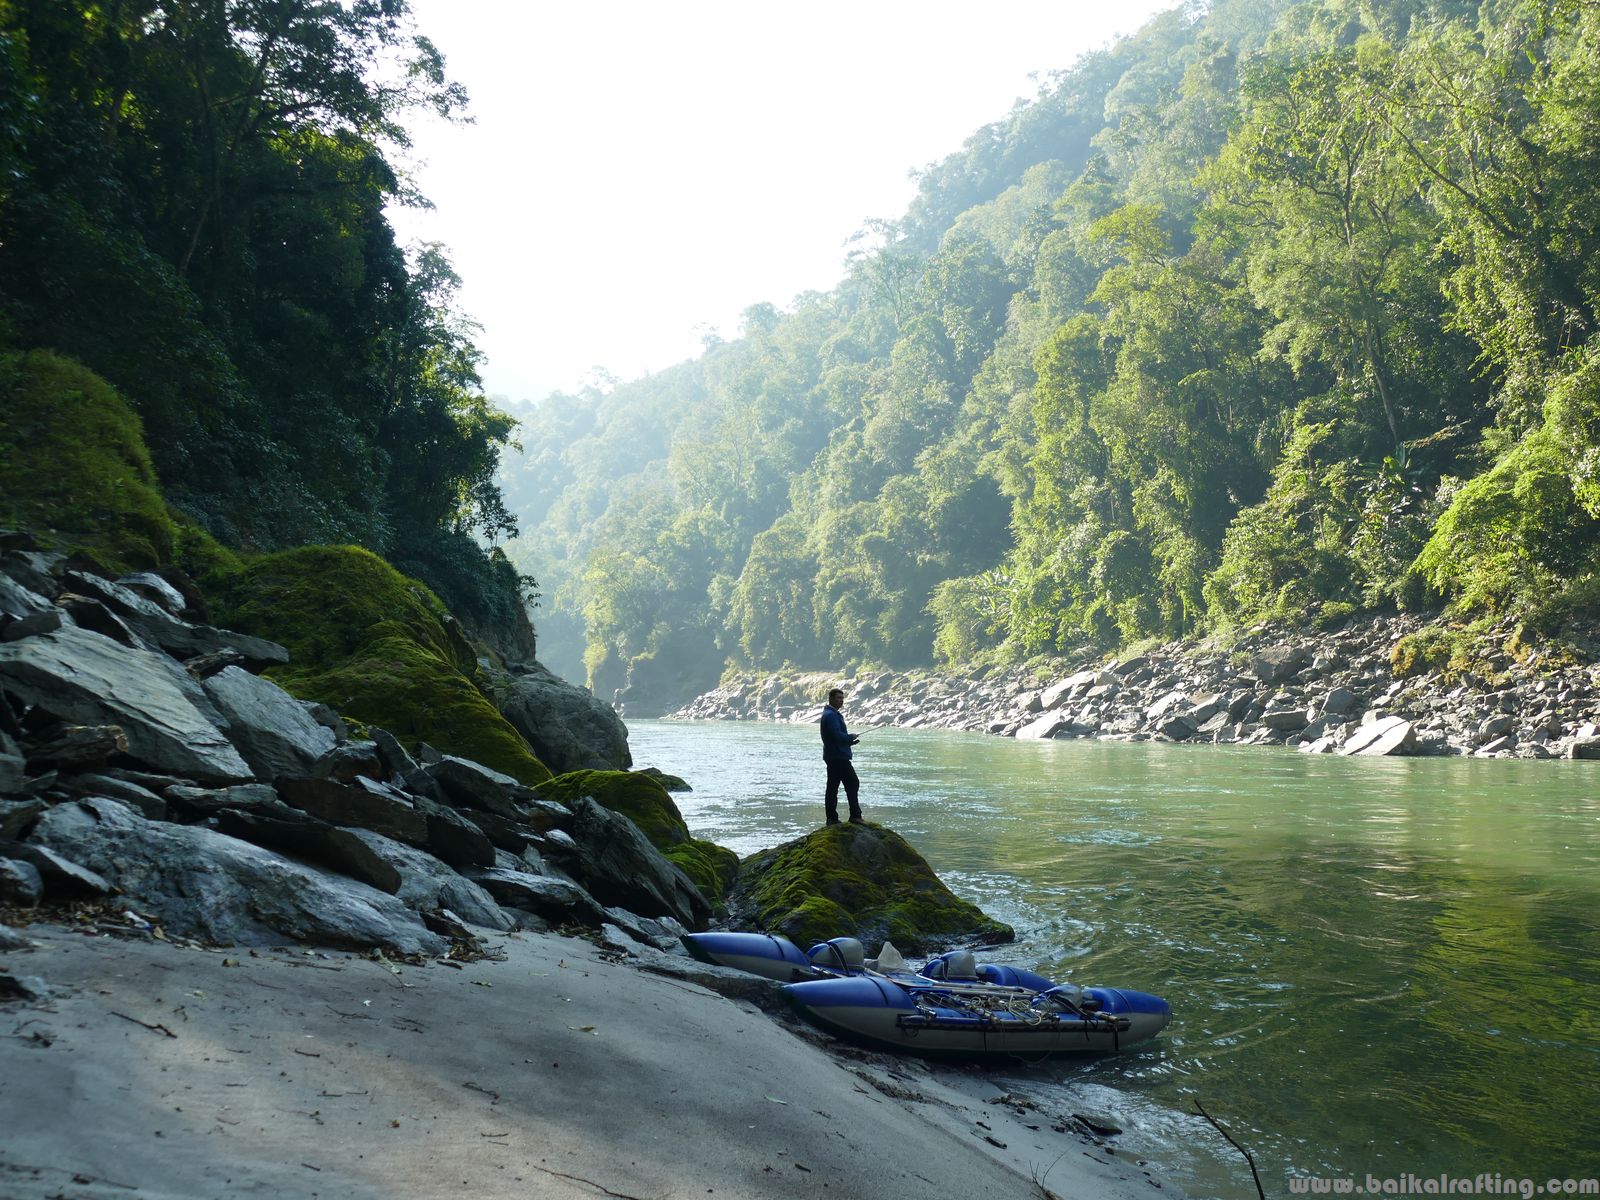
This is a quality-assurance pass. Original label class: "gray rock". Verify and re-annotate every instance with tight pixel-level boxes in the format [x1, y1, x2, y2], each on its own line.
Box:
[0, 973, 50, 1000]
[1042, 671, 1096, 710]
[0, 575, 52, 626]
[312, 741, 383, 784]
[165, 783, 279, 820]
[51, 773, 168, 820]
[1478, 714, 1514, 740]
[342, 829, 513, 931]
[1322, 686, 1360, 716]
[1155, 714, 1197, 741]
[0, 840, 112, 896]
[1261, 708, 1310, 732]
[30, 798, 445, 954]
[1146, 690, 1189, 721]
[116, 572, 188, 615]
[202, 666, 337, 782]
[276, 775, 430, 846]
[413, 796, 496, 869]
[0, 923, 31, 952]
[60, 571, 289, 671]
[0, 752, 28, 796]
[300, 702, 349, 745]
[471, 866, 608, 926]
[494, 661, 631, 774]
[0, 799, 45, 838]
[1567, 736, 1600, 760]
[1249, 646, 1312, 684]
[0, 626, 252, 783]
[1017, 690, 1043, 714]
[213, 804, 404, 894]
[370, 727, 417, 779]
[426, 755, 526, 818]
[1183, 693, 1227, 724]
[1340, 716, 1417, 757]
[1016, 712, 1070, 739]
[2, 608, 63, 641]
[0, 857, 42, 905]
[566, 796, 709, 928]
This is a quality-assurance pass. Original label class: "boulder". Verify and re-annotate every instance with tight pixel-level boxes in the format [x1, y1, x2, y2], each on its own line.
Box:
[52, 773, 168, 820]
[727, 822, 1013, 953]
[1016, 712, 1070, 739]
[0, 799, 45, 838]
[0, 839, 113, 896]
[1146, 690, 1189, 721]
[426, 755, 527, 818]
[1339, 716, 1418, 757]
[1478, 714, 1514, 740]
[413, 796, 496, 869]
[565, 796, 710, 928]
[59, 571, 289, 670]
[0, 857, 42, 905]
[370, 727, 417, 780]
[1261, 708, 1310, 732]
[164, 783, 278, 821]
[24, 724, 128, 769]
[342, 829, 513, 931]
[116, 571, 188, 615]
[636, 766, 692, 793]
[1322, 686, 1360, 716]
[202, 666, 337, 781]
[1250, 646, 1312, 684]
[470, 866, 609, 926]
[1567, 736, 1600, 760]
[212, 804, 404, 894]
[1041, 670, 1096, 710]
[29, 798, 445, 954]
[0, 751, 25, 796]
[0, 626, 252, 783]
[276, 775, 430, 846]
[1155, 714, 1197, 741]
[0, 923, 31, 952]
[493, 661, 632, 774]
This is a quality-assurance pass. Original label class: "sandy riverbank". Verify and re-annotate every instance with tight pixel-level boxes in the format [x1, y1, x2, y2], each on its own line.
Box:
[0, 924, 1178, 1199]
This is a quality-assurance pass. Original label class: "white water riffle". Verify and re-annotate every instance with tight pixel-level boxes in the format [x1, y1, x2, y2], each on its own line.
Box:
[629, 718, 1600, 1199]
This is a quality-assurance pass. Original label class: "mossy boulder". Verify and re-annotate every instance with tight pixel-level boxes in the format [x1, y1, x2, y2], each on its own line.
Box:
[728, 823, 1013, 954]
[212, 545, 550, 785]
[538, 769, 737, 902]
[0, 350, 176, 570]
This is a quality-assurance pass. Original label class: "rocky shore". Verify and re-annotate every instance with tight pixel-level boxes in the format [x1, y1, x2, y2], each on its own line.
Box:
[0, 539, 1181, 1199]
[674, 614, 1600, 760]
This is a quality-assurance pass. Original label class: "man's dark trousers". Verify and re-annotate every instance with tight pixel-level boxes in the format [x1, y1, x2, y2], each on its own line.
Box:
[826, 760, 861, 823]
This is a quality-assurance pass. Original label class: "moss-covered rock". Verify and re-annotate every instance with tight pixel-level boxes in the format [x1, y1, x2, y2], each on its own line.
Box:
[538, 769, 737, 901]
[728, 823, 1013, 953]
[213, 545, 550, 785]
[0, 350, 177, 569]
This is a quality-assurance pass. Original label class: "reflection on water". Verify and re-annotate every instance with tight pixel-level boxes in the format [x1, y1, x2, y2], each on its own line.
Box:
[629, 719, 1600, 1197]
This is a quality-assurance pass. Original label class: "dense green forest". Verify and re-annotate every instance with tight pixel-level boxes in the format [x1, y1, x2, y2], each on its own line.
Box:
[501, 0, 1600, 701]
[0, 0, 530, 645]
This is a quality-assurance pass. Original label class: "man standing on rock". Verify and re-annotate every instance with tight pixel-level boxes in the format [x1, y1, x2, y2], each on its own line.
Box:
[820, 688, 863, 825]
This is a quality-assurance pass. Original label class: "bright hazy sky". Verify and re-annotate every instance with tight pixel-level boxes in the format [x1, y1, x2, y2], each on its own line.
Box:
[387, 0, 1175, 406]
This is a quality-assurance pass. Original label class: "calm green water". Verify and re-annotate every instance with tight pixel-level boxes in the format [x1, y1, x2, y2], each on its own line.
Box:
[628, 718, 1600, 1198]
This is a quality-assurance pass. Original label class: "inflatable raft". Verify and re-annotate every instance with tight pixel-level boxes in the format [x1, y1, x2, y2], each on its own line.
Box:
[683, 931, 1170, 1059]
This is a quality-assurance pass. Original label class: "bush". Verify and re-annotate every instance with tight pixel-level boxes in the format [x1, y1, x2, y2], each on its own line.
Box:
[0, 350, 176, 569]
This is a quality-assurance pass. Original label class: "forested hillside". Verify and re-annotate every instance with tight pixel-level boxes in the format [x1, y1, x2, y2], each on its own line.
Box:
[504, 0, 1600, 706]
[0, 0, 530, 644]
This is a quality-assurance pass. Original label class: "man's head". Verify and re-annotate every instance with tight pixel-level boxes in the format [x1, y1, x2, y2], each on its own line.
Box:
[827, 688, 845, 709]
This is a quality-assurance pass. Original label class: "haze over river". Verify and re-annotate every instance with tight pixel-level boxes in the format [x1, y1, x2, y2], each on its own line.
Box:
[629, 718, 1600, 1198]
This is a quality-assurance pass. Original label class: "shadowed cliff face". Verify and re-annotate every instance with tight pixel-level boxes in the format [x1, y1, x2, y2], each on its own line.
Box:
[726, 820, 1013, 954]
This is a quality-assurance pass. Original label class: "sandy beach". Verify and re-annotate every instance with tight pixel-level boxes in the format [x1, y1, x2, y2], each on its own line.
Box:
[0, 923, 1179, 1199]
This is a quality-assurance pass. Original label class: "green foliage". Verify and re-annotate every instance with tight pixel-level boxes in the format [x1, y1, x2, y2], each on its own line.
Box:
[212, 545, 550, 785]
[0, 0, 522, 638]
[1391, 626, 1472, 680]
[500, 0, 1600, 681]
[732, 823, 1013, 953]
[0, 350, 176, 570]
[537, 770, 737, 901]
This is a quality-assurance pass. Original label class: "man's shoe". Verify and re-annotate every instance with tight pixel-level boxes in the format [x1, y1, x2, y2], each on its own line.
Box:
[848, 815, 865, 824]
[825, 816, 841, 826]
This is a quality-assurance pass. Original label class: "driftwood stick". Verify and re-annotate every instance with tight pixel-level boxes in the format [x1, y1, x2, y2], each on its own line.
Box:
[1194, 1099, 1266, 1200]
[109, 1011, 177, 1039]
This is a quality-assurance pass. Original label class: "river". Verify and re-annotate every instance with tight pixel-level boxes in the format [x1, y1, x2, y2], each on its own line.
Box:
[627, 718, 1600, 1198]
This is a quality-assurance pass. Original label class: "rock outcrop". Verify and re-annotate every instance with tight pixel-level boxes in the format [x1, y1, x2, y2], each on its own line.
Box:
[490, 660, 632, 774]
[0, 545, 714, 960]
[726, 822, 1014, 953]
